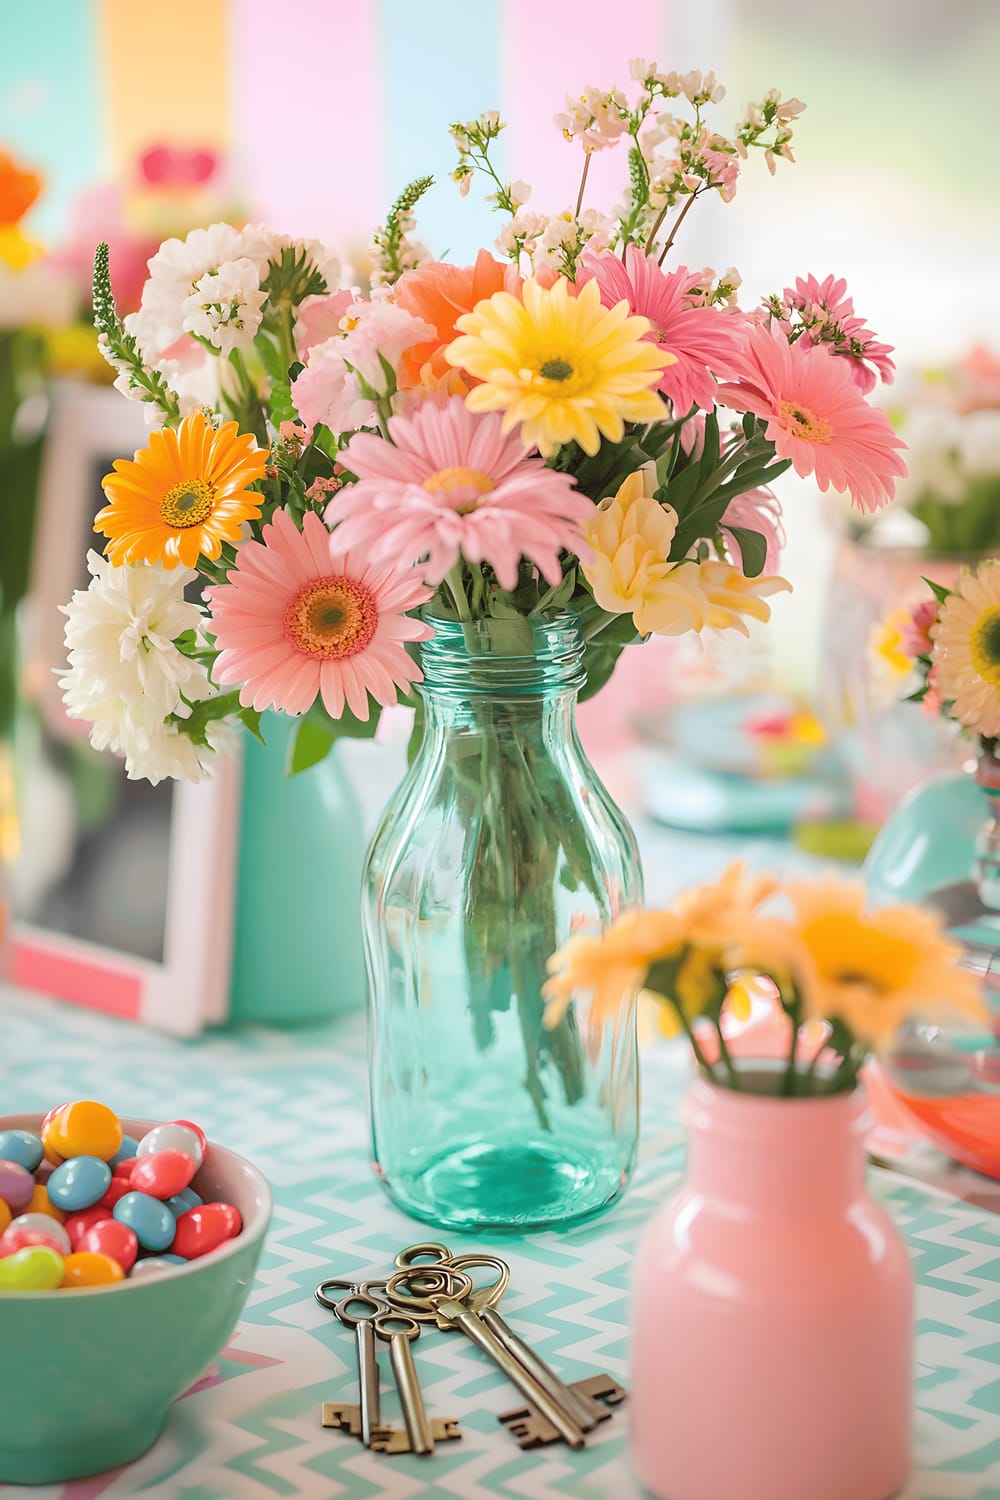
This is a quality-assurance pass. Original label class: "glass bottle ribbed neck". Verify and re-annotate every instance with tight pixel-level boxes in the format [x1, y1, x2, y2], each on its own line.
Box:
[417, 612, 586, 698]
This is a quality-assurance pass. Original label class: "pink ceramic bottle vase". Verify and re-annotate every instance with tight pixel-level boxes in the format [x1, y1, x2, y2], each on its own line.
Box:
[631, 1078, 913, 1500]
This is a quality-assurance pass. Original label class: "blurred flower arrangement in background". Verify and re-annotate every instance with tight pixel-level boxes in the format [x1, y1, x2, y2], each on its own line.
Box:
[849, 348, 1000, 555]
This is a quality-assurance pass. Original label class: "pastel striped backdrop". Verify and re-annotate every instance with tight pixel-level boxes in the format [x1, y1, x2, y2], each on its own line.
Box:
[0, 0, 675, 262]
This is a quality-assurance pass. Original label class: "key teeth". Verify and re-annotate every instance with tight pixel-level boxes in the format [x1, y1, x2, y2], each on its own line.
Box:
[498, 1373, 629, 1448]
[369, 1425, 411, 1454]
[321, 1403, 362, 1435]
[430, 1418, 463, 1442]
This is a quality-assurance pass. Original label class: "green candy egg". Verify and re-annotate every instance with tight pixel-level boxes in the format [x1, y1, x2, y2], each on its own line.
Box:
[0, 1246, 64, 1292]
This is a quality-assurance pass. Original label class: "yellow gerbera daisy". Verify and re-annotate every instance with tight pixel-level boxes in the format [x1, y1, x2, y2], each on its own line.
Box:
[445, 277, 673, 458]
[96, 412, 267, 570]
[543, 863, 778, 1030]
[930, 562, 1000, 737]
[747, 878, 985, 1051]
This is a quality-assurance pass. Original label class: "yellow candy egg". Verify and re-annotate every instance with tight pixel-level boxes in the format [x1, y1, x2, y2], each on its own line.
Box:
[28, 1185, 66, 1224]
[0, 1200, 11, 1235]
[0, 1246, 64, 1291]
[52, 1101, 123, 1162]
[60, 1252, 125, 1289]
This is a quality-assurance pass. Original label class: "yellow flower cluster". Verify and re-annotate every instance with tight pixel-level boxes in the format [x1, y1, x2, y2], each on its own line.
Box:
[580, 471, 791, 638]
[544, 864, 986, 1068]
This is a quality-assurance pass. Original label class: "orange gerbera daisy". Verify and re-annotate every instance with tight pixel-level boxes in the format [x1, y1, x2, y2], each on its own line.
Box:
[96, 412, 267, 570]
[394, 249, 521, 389]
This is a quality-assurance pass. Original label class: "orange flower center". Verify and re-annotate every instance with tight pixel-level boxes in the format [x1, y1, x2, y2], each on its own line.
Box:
[422, 465, 495, 514]
[160, 478, 215, 529]
[777, 399, 832, 444]
[282, 576, 378, 660]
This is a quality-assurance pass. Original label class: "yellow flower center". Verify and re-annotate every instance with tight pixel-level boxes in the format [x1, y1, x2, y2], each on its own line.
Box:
[805, 916, 917, 996]
[539, 358, 575, 382]
[282, 576, 378, 660]
[777, 399, 832, 444]
[159, 478, 215, 529]
[970, 606, 1000, 687]
[422, 466, 495, 515]
[422, 466, 494, 496]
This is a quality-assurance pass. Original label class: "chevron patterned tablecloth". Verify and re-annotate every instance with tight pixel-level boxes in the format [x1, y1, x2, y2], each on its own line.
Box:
[1, 986, 999, 1500]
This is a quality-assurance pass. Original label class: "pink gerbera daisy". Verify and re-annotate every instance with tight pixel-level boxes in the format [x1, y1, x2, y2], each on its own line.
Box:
[577, 247, 743, 413]
[330, 395, 594, 590]
[783, 273, 895, 393]
[207, 509, 431, 721]
[717, 324, 907, 512]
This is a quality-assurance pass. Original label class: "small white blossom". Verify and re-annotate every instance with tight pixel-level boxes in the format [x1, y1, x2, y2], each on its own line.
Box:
[509, 179, 532, 209]
[183, 257, 267, 355]
[134, 223, 268, 356]
[630, 57, 653, 82]
[554, 86, 629, 151]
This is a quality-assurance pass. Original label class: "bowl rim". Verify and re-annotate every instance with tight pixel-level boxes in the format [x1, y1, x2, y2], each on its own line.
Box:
[0, 1114, 272, 1299]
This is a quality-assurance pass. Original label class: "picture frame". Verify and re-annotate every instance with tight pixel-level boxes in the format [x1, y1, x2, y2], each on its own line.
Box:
[10, 380, 241, 1035]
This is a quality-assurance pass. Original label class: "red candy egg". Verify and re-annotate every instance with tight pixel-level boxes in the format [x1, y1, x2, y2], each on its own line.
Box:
[130, 1149, 195, 1201]
[170, 1202, 240, 1260]
[112, 1158, 138, 1181]
[65, 1207, 110, 1250]
[78, 1218, 138, 1272]
[98, 1178, 134, 1212]
[0, 1226, 65, 1257]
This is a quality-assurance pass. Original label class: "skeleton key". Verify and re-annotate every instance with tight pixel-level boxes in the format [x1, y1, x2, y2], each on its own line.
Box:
[318, 1292, 385, 1444]
[373, 1313, 448, 1457]
[432, 1297, 586, 1449]
[478, 1304, 598, 1432]
[369, 1419, 463, 1454]
[499, 1373, 629, 1449]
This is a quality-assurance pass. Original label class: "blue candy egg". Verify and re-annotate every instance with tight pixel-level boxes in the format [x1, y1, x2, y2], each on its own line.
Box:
[47, 1155, 112, 1212]
[114, 1191, 175, 1252]
[165, 1187, 202, 1216]
[0, 1130, 44, 1173]
[108, 1134, 140, 1169]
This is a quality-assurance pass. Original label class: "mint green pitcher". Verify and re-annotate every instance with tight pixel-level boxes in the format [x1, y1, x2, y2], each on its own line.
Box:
[229, 715, 367, 1023]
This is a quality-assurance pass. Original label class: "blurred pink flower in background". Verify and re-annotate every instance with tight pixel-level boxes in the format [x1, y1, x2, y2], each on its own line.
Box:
[720, 487, 785, 572]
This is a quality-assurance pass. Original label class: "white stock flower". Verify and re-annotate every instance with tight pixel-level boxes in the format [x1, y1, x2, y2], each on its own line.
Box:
[183, 257, 267, 355]
[122, 716, 238, 786]
[136, 223, 268, 356]
[60, 553, 214, 753]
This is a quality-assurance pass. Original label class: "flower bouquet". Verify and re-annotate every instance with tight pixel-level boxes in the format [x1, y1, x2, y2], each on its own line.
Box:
[63, 60, 907, 1226]
[566, 866, 983, 1500]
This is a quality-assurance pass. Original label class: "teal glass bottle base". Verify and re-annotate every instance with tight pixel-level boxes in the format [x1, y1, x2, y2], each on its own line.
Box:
[377, 1137, 631, 1232]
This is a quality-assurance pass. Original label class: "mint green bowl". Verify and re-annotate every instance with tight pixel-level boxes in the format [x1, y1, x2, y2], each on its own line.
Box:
[0, 1114, 272, 1486]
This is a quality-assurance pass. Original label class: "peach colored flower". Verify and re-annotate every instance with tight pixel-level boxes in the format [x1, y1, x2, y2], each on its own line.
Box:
[393, 250, 522, 389]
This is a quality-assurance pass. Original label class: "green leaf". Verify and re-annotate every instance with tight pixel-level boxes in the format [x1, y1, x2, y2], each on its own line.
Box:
[922, 576, 953, 605]
[725, 526, 768, 578]
[254, 333, 287, 387]
[239, 705, 265, 744]
[287, 717, 336, 774]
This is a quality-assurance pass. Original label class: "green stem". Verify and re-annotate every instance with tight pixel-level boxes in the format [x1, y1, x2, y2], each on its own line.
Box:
[446, 565, 472, 621]
[574, 151, 592, 218]
[674, 1003, 717, 1082]
[656, 189, 700, 265]
[781, 990, 802, 1097]
[713, 1018, 742, 1090]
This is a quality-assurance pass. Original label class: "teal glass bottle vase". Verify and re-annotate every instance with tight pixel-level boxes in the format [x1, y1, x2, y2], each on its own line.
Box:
[362, 612, 643, 1231]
